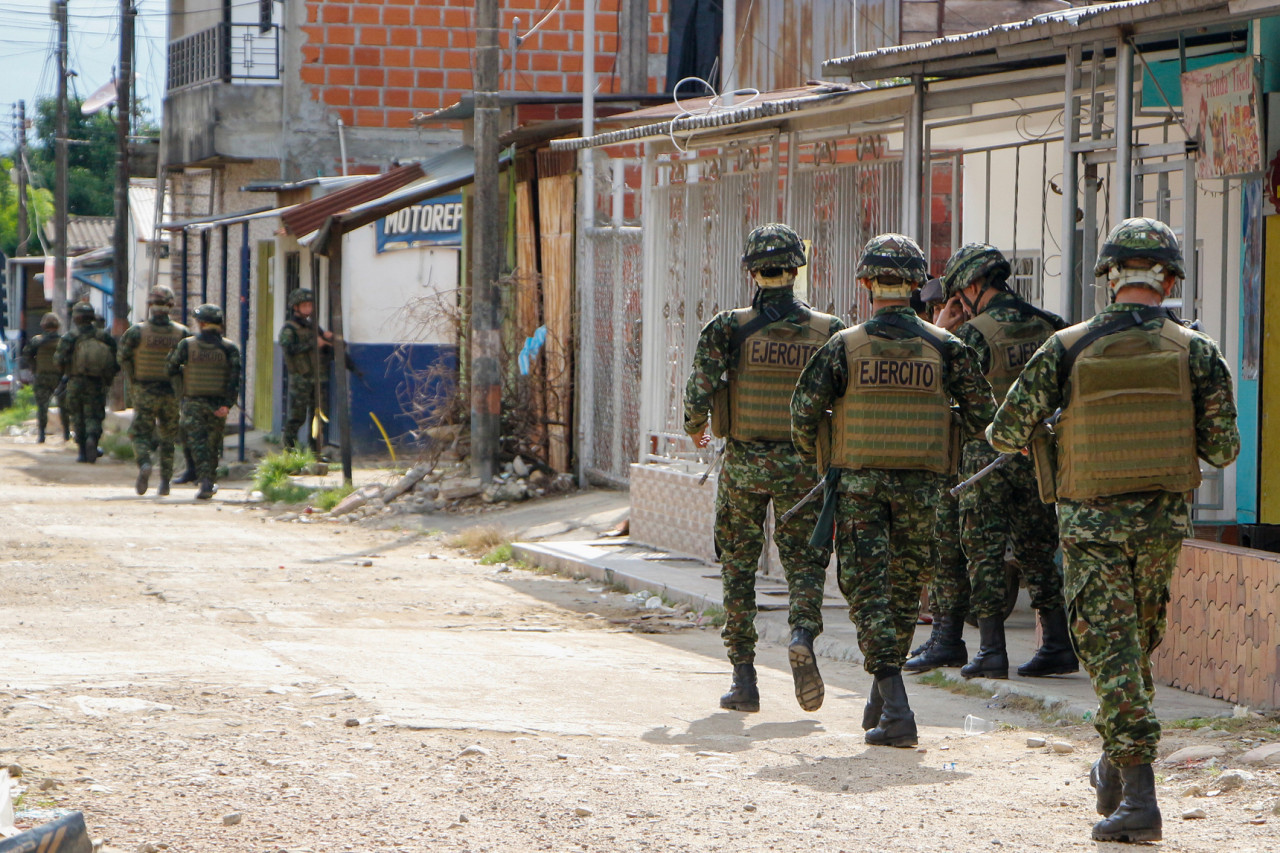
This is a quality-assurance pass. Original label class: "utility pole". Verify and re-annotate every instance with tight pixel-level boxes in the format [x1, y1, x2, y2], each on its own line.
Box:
[470, 0, 501, 483]
[112, 0, 135, 333]
[15, 101, 29, 257]
[618, 0, 649, 94]
[53, 0, 70, 324]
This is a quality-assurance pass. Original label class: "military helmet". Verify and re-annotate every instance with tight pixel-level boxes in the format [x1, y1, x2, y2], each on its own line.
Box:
[855, 233, 928, 290]
[71, 302, 95, 320]
[147, 285, 176, 306]
[1094, 217, 1185, 279]
[40, 312, 60, 330]
[941, 243, 1011, 299]
[288, 288, 315, 308]
[740, 223, 807, 271]
[193, 303, 224, 325]
[918, 278, 945, 306]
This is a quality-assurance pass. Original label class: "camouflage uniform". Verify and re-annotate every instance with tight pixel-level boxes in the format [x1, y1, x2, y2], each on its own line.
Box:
[53, 312, 119, 460]
[167, 309, 242, 499]
[989, 218, 1240, 843]
[119, 312, 189, 488]
[21, 321, 68, 441]
[929, 489, 969, 615]
[279, 302, 331, 451]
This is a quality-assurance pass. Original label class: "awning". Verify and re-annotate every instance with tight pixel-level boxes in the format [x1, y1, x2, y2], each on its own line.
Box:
[280, 163, 426, 237]
[158, 205, 293, 233]
[822, 0, 1253, 82]
[303, 145, 513, 255]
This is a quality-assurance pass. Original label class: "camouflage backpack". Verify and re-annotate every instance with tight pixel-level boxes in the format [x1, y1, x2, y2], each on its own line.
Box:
[72, 334, 116, 378]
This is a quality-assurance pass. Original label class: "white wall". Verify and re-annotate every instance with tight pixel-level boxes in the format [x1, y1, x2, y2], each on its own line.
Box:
[340, 224, 458, 346]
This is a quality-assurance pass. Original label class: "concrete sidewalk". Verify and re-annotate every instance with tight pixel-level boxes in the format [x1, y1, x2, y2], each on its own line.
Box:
[511, 491, 1233, 724]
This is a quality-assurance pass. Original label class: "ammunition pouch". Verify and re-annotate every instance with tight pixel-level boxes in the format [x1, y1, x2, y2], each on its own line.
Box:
[815, 417, 831, 476]
[1029, 424, 1058, 504]
[710, 387, 731, 438]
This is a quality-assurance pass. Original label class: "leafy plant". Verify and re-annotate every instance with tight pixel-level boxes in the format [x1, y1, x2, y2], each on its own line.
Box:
[100, 431, 134, 461]
[253, 448, 317, 504]
[312, 483, 354, 513]
[479, 543, 514, 565]
[0, 385, 36, 429]
[446, 524, 509, 556]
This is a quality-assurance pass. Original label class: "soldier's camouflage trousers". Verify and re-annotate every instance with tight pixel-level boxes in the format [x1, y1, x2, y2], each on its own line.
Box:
[64, 376, 109, 443]
[834, 468, 944, 675]
[131, 385, 181, 479]
[180, 398, 227, 482]
[929, 485, 970, 616]
[1060, 490, 1189, 766]
[32, 375, 66, 436]
[283, 375, 328, 449]
[958, 442, 1062, 619]
[715, 440, 831, 666]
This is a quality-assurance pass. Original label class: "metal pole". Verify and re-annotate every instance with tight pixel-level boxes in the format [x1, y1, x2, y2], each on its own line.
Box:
[199, 229, 209, 303]
[54, 0, 69, 323]
[902, 74, 925, 240]
[112, 0, 135, 333]
[15, 100, 29, 257]
[471, 0, 502, 483]
[618, 0, 648, 94]
[577, 0, 598, 485]
[180, 229, 189, 319]
[238, 220, 249, 462]
[1114, 37, 1134, 224]
[329, 237, 353, 484]
[219, 223, 229, 317]
[1183, 154, 1198, 320]
[721, 0, 736, 106]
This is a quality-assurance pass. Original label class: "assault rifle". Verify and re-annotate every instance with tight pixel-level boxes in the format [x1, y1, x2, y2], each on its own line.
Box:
[949, 408, 1061, 497]
[698, 443, 725, 485]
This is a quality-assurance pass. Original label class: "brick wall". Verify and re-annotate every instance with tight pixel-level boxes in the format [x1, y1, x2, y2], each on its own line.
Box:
[301, 0, 671, 129]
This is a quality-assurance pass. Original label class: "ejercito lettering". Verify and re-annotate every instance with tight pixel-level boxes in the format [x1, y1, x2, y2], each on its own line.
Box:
[1005, 341, 1040, 370]
[854, 357, 936, 390]
[745, 339, 820, 369]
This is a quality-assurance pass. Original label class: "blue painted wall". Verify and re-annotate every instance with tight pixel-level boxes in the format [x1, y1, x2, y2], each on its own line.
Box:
[341, 341, 458, 456]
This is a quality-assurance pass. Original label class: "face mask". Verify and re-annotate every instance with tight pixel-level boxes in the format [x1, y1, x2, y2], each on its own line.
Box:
[751, 269, 796, 289]
[149, 306, 171, 322]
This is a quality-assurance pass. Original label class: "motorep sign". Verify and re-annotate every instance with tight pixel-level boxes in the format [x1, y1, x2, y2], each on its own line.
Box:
[375, 194, 463, 252]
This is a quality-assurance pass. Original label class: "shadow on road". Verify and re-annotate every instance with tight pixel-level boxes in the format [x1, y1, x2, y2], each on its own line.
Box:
[752, 748, 971, 792]
[642, 712, 824, 752]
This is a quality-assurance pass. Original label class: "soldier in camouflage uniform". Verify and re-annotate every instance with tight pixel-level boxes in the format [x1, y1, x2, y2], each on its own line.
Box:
[988, 219, 1239, 843]
[279, 288, 333, 452]
[792, 234, 994, 747]
[21, 313, 69, 443]
[167, 304, 242, 501]
[118, 286, 189, 496]
[929, 243, 1076, 679]
[54, 302, 119, 463]
[684, 223, 844, 714]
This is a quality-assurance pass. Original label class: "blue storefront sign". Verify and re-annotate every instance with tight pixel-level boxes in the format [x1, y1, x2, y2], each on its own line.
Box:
[375, 194, 464, 252]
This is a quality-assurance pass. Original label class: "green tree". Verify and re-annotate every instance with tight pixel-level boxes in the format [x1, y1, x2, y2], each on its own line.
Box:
[30, 96, 120, 217]
[0, 156, 55, 258]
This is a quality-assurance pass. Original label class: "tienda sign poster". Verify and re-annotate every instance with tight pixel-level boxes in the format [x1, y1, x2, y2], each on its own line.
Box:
[1181, 57, 1262, 180]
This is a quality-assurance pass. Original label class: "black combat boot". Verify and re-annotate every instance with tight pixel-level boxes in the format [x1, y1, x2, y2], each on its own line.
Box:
[865, 670, 917, 747]
[195, 478, 217, 501]
[1090, 752, 1123, 816]
[157, 477, 171, 497]
[76, 442, 88, 463]
[719, 663, 760, 712]
[904, 613, 968, 672]
[1091, 763, 1162, 842]
[960, 617, 1009, 679]
[173, 447, 197, 484]
[37, 424, 46, 443]
[136, 462, 152, 496]
[788, 627, 824, 712]
[861, 677, 883, 731]
[85, 437, 99, 464]
[1017, 607, 1079, 677]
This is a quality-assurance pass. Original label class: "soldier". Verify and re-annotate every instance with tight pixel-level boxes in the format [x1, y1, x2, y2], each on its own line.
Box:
[933, 243, 1075, 680]
[167, 304, 242, 501]
[905, 277, 971, 672]
[988, 218, 1239, 842]
[54, 302, 119, 463]
[118, 286, 189, 496]
[279, 288, 333, 453]
[791, 234, 994, 747]
[20, 313, 70, 443]
[684, 223, 844, 714]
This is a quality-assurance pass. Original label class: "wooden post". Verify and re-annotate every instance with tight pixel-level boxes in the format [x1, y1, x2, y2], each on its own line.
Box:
[328, 237, 353, 484]
[53, 0, 69, 324]
[112, 0, 135, 334]
[471, 0, 502, 482]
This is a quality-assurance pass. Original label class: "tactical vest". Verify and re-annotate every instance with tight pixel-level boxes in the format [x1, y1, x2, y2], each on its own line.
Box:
[183, 338, 230, 398]
[284, 319, 316, 377]
[1054, 318, 1200, 500]
[34, 335, 60, 377]
[967, 309, 1056, 402]
[830, 322, 953, 474]
[724, 307, 833, 442]
[134, 322, 186, 382]
[70, 333, 115, 378]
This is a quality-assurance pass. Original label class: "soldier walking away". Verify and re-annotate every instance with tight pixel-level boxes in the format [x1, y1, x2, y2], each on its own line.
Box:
[792, 234, 995, 747]
[118, 286, 189, 496]
[53, 302, 119, 463]
[167, 304, 242, 501]
[20, 313, 70, 443]
[932, 243, 1075, 680]
[684, 223, 844, 714]
[987, 218, 1239, 843]
[279, 288, 333, 454]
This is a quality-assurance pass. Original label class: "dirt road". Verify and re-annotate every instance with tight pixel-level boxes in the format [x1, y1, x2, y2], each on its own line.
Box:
[1, 437, 1275, 852]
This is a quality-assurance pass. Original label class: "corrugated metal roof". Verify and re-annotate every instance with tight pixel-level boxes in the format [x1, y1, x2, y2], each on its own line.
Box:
[823, 0, 1239, 81]
[128, 180, 169, 241]
[44, 215, 115, 254]
[280, 163, 425, 237]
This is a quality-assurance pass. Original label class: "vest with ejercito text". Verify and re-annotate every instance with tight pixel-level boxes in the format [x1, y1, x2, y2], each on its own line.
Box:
[830, 323, 953, 474]
[727, 307, 835, 442]
[1055, 318, 1200, 500]
[183, 339, 230, 397]
[967, 309, 1057, 402]
[134, 322, 186, 382]
[285, 319, 317, 377]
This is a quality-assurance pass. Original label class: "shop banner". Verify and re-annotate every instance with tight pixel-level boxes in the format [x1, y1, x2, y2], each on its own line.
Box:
[375, 194, 463, 252]
[1181, 57, 1263, 180]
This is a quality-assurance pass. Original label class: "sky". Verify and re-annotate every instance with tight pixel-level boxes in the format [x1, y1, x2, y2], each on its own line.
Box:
[0, 0, 166, 146]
